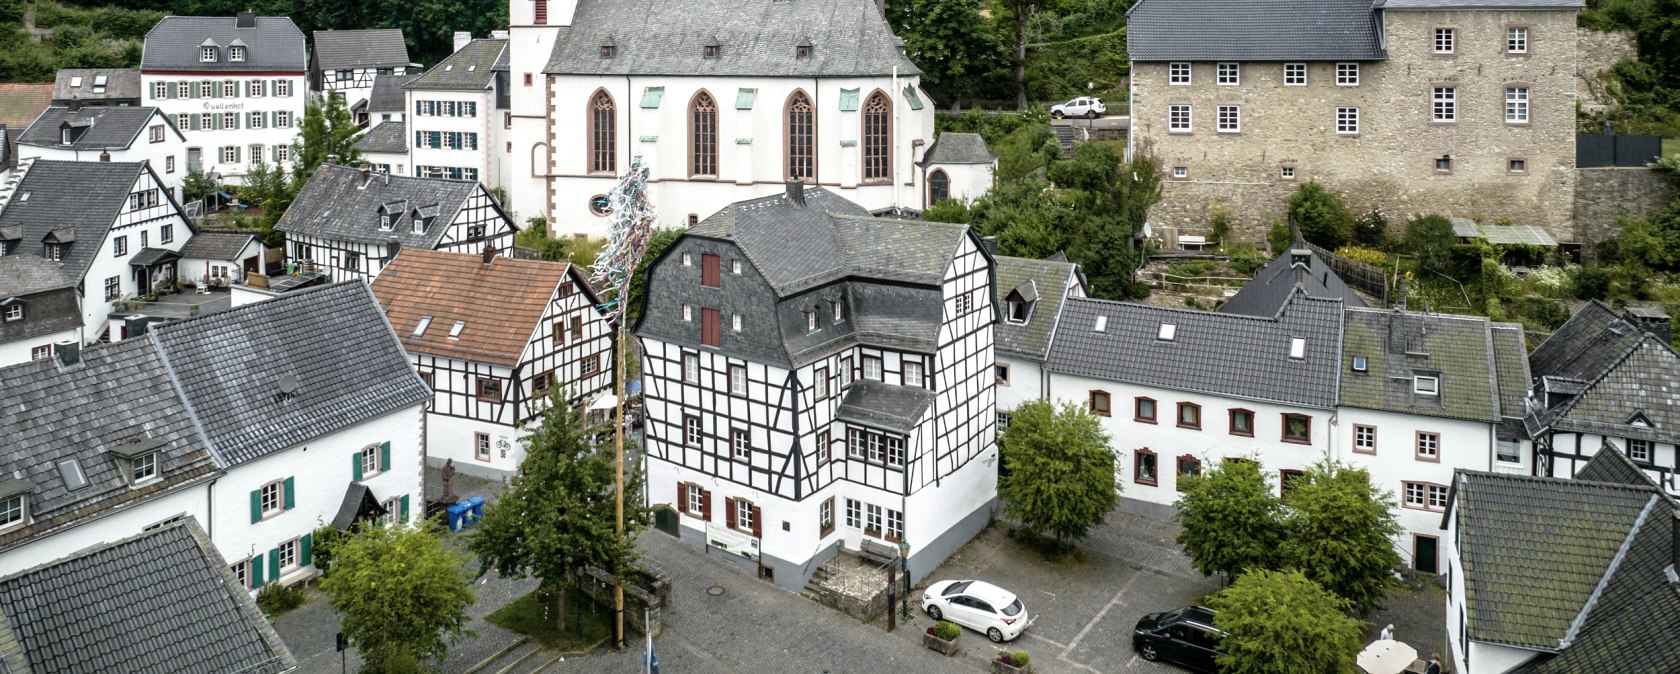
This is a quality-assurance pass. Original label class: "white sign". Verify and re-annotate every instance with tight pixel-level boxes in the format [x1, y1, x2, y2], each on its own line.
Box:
[203, 102, 246, 111]
[706, 523, 758, 561]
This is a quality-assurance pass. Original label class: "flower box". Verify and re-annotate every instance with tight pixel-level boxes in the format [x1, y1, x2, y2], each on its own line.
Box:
[992, 658, 1029, 674]
[923, 626, 958, 656]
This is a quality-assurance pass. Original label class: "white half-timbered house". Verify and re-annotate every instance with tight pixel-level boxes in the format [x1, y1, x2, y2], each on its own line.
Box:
[309, 29, 413, 126]
[1528, 301, 1680, 495]
[637, 184, 998, 590]
[16, 106, 189, 196]
[0, 159, 193, 342]
[991, 254, 1083, 425]
[274, 164, 518, 283]
[371, 248, 613, 477]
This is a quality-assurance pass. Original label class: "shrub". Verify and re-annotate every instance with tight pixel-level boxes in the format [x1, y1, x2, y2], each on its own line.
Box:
[1227, 242, 1264, 276]
[1573, 266, 1614, 300]
[1012, 650, 1031, 666]
[1209, 205, 1233, 247]
[256, 582, 305, 616]
[1287, 182, 1355, 249]
[1267, 220, 1293, 255]
[933, 620, 961, 640]
[1334, 245, 1389, 268]
[1405, 214, 1458, 271]
[1354, 209, 1390, 247]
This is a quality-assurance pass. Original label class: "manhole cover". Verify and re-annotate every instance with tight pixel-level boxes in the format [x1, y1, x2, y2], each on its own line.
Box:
[706, 585, 726, 597]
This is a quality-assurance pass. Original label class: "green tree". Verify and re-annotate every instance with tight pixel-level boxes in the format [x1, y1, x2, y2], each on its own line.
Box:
[515, 220, 572, 262]
[1572, 265, 1614, 300]
[1287, 182, 1355, 249]
[292, 91, 362, 182]
[1404, 214, 1458, 271]
[997, 399, 1118, 550]
[469, 389, 649, 633]
[318, 520, 475, 672]
[886, 0, 1006, 108]
[1000, 0, 1066, 109]
[1278, 460, 1401, 616]
[626, 227, 685, 329]
[1205, 569, 1364, 674]
[1175, 457, 1286, 583]
[182, 169, 218, 206]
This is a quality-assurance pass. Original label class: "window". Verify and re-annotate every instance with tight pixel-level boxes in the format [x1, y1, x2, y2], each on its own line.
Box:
[732, 429, 751, 458]
[1507, 26, 1529, 54]
[1284, 63, 1306, 86]
[732, 313, 743, 331]
[866, 503, 883, 535]
[1508, 158, 1527, 174]
[817, 430, 831, 462]
[248, 111, 264, 129]
[152, 81, 167, 99]
[955, 291, 973, 314]
[1279, 469, 1305, 502]
[1176, 455, 1201, 491]
[1169, 104, 1192, 132]
[814, 367, 829, 398]
[1496, 439, 1520, 463]
[729, 364, 747, 395]
[113, 235, 128, 257]
[588, 90, 616, 174]
[701, 253, 721, 287]
[1216, 63, 1239, 85]
[733, 498, 755, 531]
[1229, 409, 1254, 437]
[1429, 484, 1449, 509]
[1216, 105, 1240, 133]
[1414, 375, 1440, 395]
[1435, 155, 1453, 173]
[1280, 165, 1296, 180]
[1172, 166, 1188, 179]
[1336, 107, 1359, 135]
[132, 452, 158, 482]
[229, 46, 246, 62]
[222, 146, 237, 164]
[600, 45, 615, 58]
[166, 156, 175, 173]
[703, 44, 719, 59]
[1433, 87, 1456, 122]
[797, 44, 812, 59]
[995, 364, 1010, 385]
[222, 81, 236, 97]
[3, 304, 21, 322]
[1404, 482, 1449, 511]
[886, 508, 904, 541]
[201, 46, 217, 62]
[1336, 63, 1359, 86]
[1434, 27, 1455, 54]
[1005, 298, 1029, 323]
[786, 90, 815, 181]
[1417, 431, 1441, 461]
[260, 481, 282, 517]
[1169, 62, 1191, 85]
[1505, 86, 1529, 123]
[477, 377, 503, 403]
[862, 356, 883, 381]
[582, 354, 601, 375]
[276, 80, 291, 97]
[1176, 403, 1201, 429]
[845, 498, 862, 529]
[731, 259, 742, 275]
[1135, 397, 1157, 422]
[683, 415, 702, 446]
[840, 357, 853, 386]
[1089, 390, 1111, 416]
[360, 444, 381, 478]
[1628, 438, 1652, 462]
[820, 498, 834, 535]
[1282, 414, 1311, 444]
[685, 484, 705, 517]
[1354, 425, 1376, 454]
[1135, 449, 1158, 486]
[690, 91, 718, 177]
[104, 276, 121, 301]
[31, 345, 50, 361]
[862, 91, 892, 183]
[343, 251, 361, 270]
[904, 360, 924, 388]
[0, 494, 23, 528]
[277, 111, 291, 127]
[473, 432, 492, 461]
[832, 300, 844, 322]
[997, 412, 1011, 432]
[682, 353, 699, 384]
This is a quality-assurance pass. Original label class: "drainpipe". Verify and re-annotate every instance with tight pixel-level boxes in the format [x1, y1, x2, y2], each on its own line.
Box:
[206, 477, 216, 540]
[892, 66, 900, 212]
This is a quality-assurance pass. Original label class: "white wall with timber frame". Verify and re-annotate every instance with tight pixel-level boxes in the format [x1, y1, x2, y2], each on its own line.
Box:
[79, 164, 193, 342]
[1539, 430, 1678, 495]
[283, 184, 517, 283]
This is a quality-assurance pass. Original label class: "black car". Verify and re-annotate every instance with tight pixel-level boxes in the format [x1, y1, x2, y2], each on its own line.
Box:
[1133, 606, 1225, 673]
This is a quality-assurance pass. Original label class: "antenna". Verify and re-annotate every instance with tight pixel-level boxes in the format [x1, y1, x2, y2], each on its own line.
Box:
[278, 374, 299, 395]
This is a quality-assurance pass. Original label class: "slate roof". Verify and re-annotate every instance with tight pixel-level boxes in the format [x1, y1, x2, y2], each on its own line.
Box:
[1528, 301, 1680, 444]
[1047, 289, 1345, 408]
[141, 16, 307, 72]
[543, 0, 919, 77]
[1574, 442, 1658, 486]
[275, 164, 484, 248]
[0, 255, 79, 345]
[0, 253, 73, 298]
[1451, 469, 1673, 659]
[18, 106, 176, 151]
[993, 256, 1080, 362]
[51, 69, 142, 102]
[0, 160, 151, 281]
[176, 230, 257, 261]
[312, 29, 411, 70]
[1220, 248, 1365, 317]
[1126, 0, 1386, 61]
[371, 248, 586, 366]
[0, 338, 222, 553]
[149, 281, 431, 465]
[407, 39, 504, 90]
[1490, 324, 1531, 419]
[354, 121, 408, 155]
[836, 380, 936, 434]
[921, 133, 996, 166]
[1379, 0, 1580, 8]
[1338, 308, 1502, 423]
[1529, 301, 1641, 384]
[0, 520, 295, 674]
[368, 73, 416, 113]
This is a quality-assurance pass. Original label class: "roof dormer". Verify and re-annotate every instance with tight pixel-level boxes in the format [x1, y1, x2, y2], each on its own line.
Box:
[228, 39, 247, 63]
[378, 200, 407, 231]
[704, 36, 721, 59]
[0, 476, 33, 530]
[1005, 280, 1038, 324]
[600, 35, 616, 59]
[410, 204, 439, 234]
[108, 436, 167, 486]
[200, 39, 220, 63]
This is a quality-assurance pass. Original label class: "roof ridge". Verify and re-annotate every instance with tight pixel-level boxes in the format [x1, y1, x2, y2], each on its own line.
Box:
[1459, 469, 1661, 494]
[1559, 495, 1661, 649]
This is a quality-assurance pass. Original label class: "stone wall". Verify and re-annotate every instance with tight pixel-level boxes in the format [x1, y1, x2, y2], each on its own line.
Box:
[1134, 8, 1580, 242]
[1574, 167, 1676, 252]
[1576, 28, 1637, 112]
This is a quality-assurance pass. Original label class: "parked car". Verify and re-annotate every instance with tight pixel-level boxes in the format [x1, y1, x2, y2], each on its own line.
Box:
[1133, 606, 1225, 673]
[1050, 96, 1106, 119]
[921, 579, 1033, 643]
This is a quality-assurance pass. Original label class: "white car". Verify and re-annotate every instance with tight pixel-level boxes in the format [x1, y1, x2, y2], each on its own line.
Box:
[922, 579, 1033, 643]
[1051, 96, 1106, 119]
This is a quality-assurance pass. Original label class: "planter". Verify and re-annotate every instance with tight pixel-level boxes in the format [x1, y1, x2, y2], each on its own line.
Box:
[923, 631, 958, 656]
[992, 659, 1029, 673]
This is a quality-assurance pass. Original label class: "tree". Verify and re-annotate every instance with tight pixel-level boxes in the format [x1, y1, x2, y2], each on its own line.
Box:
[318, 520, 475, 672]
[1175, 457, 1286, 583]
[886, 0, 1006, 108]
[292, 91, 362, 182]
[182, 169, 217, 206]
[1287, 182, 1355, 249]
[469, 389, 649, 633]
[239, 161, 295, 247]
[999, 0, 1065, 109]
[1278, 460, 1401, 616]
[626, 228, 686, 330]
[515, 220, 572, 262]
[1205, 569, 1364, 674]
[996, 399, 1118, 549]
[1404, 214, 1458, 271]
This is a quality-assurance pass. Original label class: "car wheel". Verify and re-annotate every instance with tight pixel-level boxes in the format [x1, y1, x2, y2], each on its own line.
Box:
[1051, 111, 1063, 119]
[926, 605, 943, 620]
[1088, 110, 1100, 119]
[1140, 643, 1160, 661]
[988, 627, 1005, 643]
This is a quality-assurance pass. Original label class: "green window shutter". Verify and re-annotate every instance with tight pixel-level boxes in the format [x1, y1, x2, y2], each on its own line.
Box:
[399, 494, 410, 523]
[251, 554, 265, 588]
[189, 115, 200, 131]
[233, 145, 241, 163]
[352, 452, 363, 482]
[167, 83, 178, 99]
[268, 548, 280, 578]
[300, 533, 313, 567]
[283, 476, 295, 509]
[190, 83, 199, 99]
[250, 489, 262, 523]
[380, 441, 391, 471]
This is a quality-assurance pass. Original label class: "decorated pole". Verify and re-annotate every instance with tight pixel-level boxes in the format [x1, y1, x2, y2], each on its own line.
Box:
[590, 156, 656, 650]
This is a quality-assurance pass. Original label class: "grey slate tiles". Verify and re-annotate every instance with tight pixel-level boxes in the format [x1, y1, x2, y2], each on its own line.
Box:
[1219, 248, 1365, 318]
[837, 380, 937, 434]
[141, 15, 307, 72]
[176, 231, 256, 261]
[1126, 0, 1386, 61]
[18, 106, 171, 151]
[992, 256, 1079, 362]
[407, 39, 504, 90]
[354, 120, 408, 154]
[921, 133, 996, 166]
[276, 164, 478, 248]
[312, 29, 411, 70]
[0, 160, 152, 281]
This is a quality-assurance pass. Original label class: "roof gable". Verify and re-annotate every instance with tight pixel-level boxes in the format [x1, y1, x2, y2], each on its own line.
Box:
[312, 29, 411, 70]
[0, 159, 148, 281]
[141, 16, 307, 72]
[370, 249, 584, 366]
[275, 164, 486, 248]
[1220, 248, 1365, 317]
[1126, 0, 1386, 61]
[1548, 337, 1680, 440]
[19, 106, 177, 150]
[993, 256, 1079, 362]
[1529, 301, 1641, 383]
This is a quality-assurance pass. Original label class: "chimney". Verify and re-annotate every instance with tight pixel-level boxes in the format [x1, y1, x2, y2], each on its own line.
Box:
[67, 100, 82, 112]
[386, 236, 401, 260]
[1389, 308, 1407, 355]
[481, 245, 496, 266]
[1623, 306, 1673, 345]
[235, 10, 255, 28]
[359, 166, 371, 187]
[785, 181, 806, 209]
[326, 154, 340, 166]
[1392, 276, 1408, 311]
[99, 151, 111, 162]
[53, 340, 80, 368]
[1290, 248, 1311, 269]
[453, 31, 473, 53]
[980, 236, 999, 256]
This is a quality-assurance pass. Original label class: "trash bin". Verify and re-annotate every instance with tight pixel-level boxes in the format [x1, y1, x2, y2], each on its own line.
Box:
[446, 503, 468, 532]
[457, 499, 478, 528]
[465, 496, 486, 522]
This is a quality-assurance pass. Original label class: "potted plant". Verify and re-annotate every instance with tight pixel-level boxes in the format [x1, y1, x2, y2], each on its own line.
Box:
[993, 649, 1031, 673]
[923, 620, 960, 656]
[189, 304, 200, 316]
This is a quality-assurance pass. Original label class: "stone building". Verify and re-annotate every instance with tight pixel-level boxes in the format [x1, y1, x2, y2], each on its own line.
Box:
[1127, 0, 1581, 241]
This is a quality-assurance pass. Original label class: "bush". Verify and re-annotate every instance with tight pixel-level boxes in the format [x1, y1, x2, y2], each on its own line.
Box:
[924, 199, 973, 223]
[256, 582, 306, 616]
[1334, 245, 1389, 268]
[1287, 182, 1355, 249]
[1354, 209, 1390, 247]
[1209, 205, 1233, 247]
[933, 620, 961, 640]
[309, 524, 345, 574]
[1573, 266, 1614, 300]
[1012, 650, 1031, 666]
[1405, 214, 1458, 271]
[1267, 220, 1293, 255]
[1227, 242, 1264, 276]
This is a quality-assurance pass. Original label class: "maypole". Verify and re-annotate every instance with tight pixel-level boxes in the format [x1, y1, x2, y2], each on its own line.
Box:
[590, 156, 655, 650]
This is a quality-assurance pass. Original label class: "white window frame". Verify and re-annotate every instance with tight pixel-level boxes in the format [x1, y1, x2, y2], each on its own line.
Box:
[1169, 62, 1191, 85]
[1216, 63, 1240, 85]
[132, 452, 158, 483]
[1507, 26, 1529, 54]
[683, 416, 702, 446]
[1627, 438, 1651, 462]
[1284, 63, 1306, 86]
[229, 45, 246, 62]
[686, 485, 704, 515]
[1336, 106, 1359, 135]
[1433, 87, 1456, 122]
[3, 304, 21, 322]
[1336, 63, 1359, 86]
[1404, 482, 1428, 508]
[904, 360, 924, 388]
[1434, 27, 1455, 54]
[0, 494, 24, 528]
[1216, 105, 1240, 133]
[1417, 432, 1441, 460]
[728, 364, 747, 395]
[731, 429, 751, 459]
[1172, 166, 1188, 179]
[886, 508, 904, 540]
[360, 444, 381, 478]
[845, 498, 862, 529]
[1414, 375, 1440, 395]
[1505, 86, 1529, 123]
[1427, 484, 1449, 509]
[734, 498, 754, 530]
[682, 353, 699, 384]
[200, 46, 217, 63]
[279, 537, 299, 570]
[862, 356, 883, 381]
[259, 480, 283, 517]
[1169, 105, 1192, 132]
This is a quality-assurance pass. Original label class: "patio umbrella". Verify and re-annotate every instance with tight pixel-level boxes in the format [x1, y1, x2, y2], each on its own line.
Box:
[1357, 639, 1419, 674]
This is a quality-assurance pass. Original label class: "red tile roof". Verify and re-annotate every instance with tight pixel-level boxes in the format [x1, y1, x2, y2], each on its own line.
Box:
[371, 248, 578, 366]
[0, 84, 53, 131]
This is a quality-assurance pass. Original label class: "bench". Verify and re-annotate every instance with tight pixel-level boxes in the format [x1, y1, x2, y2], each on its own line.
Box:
[859, 538, 900, 566]
[1177, 235, 1208, 251]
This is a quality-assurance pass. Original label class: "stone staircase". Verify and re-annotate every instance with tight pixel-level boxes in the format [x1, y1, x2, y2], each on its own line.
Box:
[800, 562, 836, 603]
[1053, 124, 1086, 158]
[465, 639, 564, 674]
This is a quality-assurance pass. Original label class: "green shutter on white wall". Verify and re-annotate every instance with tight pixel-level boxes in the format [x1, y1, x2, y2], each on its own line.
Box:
[352, 452, 363, 482]
[283, 476, 295, 509]
[251, 553, 265, 588]
[300, 533, 313, 567]
[379, 441, 391, 472]
[249, 489, 261, 523]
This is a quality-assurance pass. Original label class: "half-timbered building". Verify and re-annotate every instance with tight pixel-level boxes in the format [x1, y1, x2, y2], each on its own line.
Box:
[0, 159, 193, 342]
[1527, 301, 1680, 495]
[309, 29, 413, 127]
[0, 254, 79, 367]
[990, 254, 1083, 425]
[371, 248, 614, 477]
[637, 184, 998, 589]
[274, 164, 518, 283]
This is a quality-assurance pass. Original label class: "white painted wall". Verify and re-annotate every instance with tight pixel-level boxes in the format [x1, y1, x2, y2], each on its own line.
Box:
[923, 161, 994, 209]
[0, 485, 210, 576]
[17, 110, 189, 197]
[0, 327, 77, 368]
[1549, 431, 1679, 495]
[78, 167, 192, 341]
[179, 238, 265, 285]
[140, 73, 308, 184]
[996, 357, 1045, 415]
[407, 88, 497, 189]
[363, 148, 408, 176]
[1333, 407, 1492, 570]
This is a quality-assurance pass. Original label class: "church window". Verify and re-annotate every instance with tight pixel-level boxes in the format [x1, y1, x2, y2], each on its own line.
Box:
[588, 90, 616, 174]
[690, 91, 718, 177]
[862, 91, 891, 183]
[786, 91, 815, 183]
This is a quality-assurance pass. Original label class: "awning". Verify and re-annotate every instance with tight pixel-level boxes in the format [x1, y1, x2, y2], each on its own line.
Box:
[589, 394, 618, 411]
[331, 483, 389, 529]
[128, 247, 181, 268]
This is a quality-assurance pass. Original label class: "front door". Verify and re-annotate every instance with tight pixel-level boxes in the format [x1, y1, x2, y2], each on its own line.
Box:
[1415, 535, 1439, 574]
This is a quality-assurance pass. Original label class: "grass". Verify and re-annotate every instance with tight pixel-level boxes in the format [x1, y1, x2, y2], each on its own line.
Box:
[486, 587, 612, 650]
[1665, 138, 1678, 159]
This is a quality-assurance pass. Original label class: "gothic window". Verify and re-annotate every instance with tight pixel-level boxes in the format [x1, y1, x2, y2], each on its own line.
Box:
[588, 89, 616, 174]
[862, 91, 891, 183]
[786, 90, 815, 182]
[691, 91, 718, 177]
[928, 169, 950, 204]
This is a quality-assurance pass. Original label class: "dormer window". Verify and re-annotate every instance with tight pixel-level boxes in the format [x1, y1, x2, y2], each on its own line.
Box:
[3, 302, 23, 322]
[60, 128, 73, 144]
[704, 44, 719, 59]
[806, 310, 818, 333]
[797, 44, 812, 59]
[131, 452, 158, 483]
[832, 300, 845, 322]
[229, 46, 246, 62]
[201, 46, 218, 62]
[1414, 375, 1440, 396]
[109, 436, 167, 486]
[0, 492, 24, 528]
[601, 45, 615, 59]
[380, 213, 393, 231]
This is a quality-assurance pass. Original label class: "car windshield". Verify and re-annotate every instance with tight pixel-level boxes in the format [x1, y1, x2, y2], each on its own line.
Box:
[943, 581, 973, 597]
[1002, 600, 1023, 617]
[1159, 607, 1187, 623]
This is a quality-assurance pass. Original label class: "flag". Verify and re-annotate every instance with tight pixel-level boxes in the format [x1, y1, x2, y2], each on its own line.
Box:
[643, 611, 660, 674]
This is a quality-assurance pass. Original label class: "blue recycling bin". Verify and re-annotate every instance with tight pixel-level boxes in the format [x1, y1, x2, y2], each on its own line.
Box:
[465, 496, 486, 522]
[446, 503, 469, 532]
[456, 499, 478, 529]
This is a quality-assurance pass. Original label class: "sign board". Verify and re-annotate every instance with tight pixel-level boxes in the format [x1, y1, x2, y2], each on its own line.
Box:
[706, 522, 758, 561]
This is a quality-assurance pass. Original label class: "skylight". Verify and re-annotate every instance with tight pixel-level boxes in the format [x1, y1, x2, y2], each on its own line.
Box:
[1414, 375, 1439, 395]
[412, 316, 432, 338]
[1352, 355, 1368, 372]
[57, 458, 87, 490]
[1289, 337, 1306, 360]
[1094, 316, 1107, 333]
[1158, 323, 1176, 341]
[448, 321, 466, 339]
[69, 76, 83, 87]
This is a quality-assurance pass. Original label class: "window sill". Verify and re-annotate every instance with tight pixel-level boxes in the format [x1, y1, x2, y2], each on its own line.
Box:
[1505, 52, 1532, 58]
[1415, 455, 1441, 463]
[1504, 122, 1532, 128]
[1177, 424, 1201, 431]
[1135, 478, 1159, 487]
[1216, 130, 1241, 135]
[1336, 132, 1360, 137]
[1402, 503, 1445, 513]
[477, 396, 504, 405]
[1282, 437, 1311, 445]
[1229, 431, 1254, 438]
[1353, 448, 1377, 455]
[1134, 418, 1156, 424]
[820, 526, 835, 538]
[1168, 130, 1194, 135]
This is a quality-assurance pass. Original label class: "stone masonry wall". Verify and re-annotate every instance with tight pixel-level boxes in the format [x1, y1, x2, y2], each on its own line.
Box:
[1576, 28, 1637, 112]
[1575, 168, 1676, 252]
[1134, 8, 1579, 242]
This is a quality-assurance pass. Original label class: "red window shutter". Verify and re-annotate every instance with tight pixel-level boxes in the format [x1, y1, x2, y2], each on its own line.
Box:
[701, 254, 721, 287]
[534, 0, 547, 24]
[677, 482, 688, 514]
[702, 489, 713, 521]
[725, 497, 737, 531]
[751, 505, 763, 538]
[701, 308, 722, 347]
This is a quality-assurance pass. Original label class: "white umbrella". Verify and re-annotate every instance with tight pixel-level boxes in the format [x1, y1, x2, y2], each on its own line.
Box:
[1357, 639, 1419, 674]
